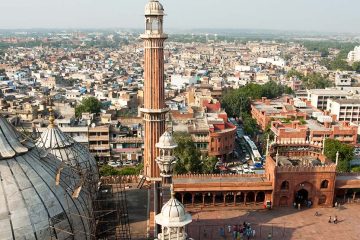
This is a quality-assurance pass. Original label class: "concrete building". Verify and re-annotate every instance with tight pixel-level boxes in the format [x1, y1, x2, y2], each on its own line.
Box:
[307, 89, 351, 110]
[347, 46, 360, 63]
[327, 98, 360, 123]
[335, 71, 353, 87]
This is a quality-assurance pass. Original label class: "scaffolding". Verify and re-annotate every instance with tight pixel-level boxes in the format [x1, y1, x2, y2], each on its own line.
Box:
[14, 101, 132, 240]
[95, 176, 132, 240]
[38, 136, 132, 240]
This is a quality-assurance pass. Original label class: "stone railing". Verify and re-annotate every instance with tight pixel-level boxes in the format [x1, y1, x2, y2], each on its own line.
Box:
[173, 173, 266, 179]
[111, 137, 143, 143]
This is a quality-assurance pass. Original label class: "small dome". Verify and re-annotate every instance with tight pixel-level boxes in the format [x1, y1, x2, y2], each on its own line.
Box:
[145, 0, 164, 16]
[155, 194, 192, 227]
[36, 116, 99, 190]
[156, 131, 177, 149]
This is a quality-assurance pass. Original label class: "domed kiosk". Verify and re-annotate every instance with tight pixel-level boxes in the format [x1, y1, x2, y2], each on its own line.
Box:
[145, 0, 164, 16]
[155, 131, 177, 178]
[155, 186, 192, 240]
[0, 115, 94, 239]
[36, 108, 99, 193]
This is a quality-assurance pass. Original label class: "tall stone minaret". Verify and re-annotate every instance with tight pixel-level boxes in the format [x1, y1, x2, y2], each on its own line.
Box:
[141, 0, 168, 178]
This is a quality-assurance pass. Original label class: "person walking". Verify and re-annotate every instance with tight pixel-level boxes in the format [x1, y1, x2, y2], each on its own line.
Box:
[203, 229, 207, 238]
[220, 227, 225, 239]
[228, 225, 232, 233]
[328, 216, 332, 223]
[334, 215, 338, 224]
[297, 203, 301, 210]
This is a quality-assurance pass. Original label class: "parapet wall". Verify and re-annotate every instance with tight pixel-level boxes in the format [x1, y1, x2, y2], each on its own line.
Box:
[100, 175, 139, 184]
[276, 164, 337, 173]
[173, 173, 266, 179]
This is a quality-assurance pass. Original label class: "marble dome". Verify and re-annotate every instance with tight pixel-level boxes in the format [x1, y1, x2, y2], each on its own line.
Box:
[145, 0, 164, 16]
[156, 131, 177, 149]
[155, 192, 192, 227]
[0, 116, 94, 239]
[36, 110, 99, 189]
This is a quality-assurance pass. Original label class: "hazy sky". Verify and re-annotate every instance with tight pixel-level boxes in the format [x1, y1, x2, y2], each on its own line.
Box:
[1, 0, 360, 33]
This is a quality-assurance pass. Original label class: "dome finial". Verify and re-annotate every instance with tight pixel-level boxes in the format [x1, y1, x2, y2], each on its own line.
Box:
[170, 184, 175, 198]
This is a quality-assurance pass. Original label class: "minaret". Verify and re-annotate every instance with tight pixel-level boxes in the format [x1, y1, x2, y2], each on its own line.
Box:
[141, 0, 168, 178]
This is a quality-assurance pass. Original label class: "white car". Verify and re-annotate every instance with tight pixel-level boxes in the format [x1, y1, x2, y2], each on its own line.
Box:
[123, 161, 136, 166]
[108, 161, 122, 168]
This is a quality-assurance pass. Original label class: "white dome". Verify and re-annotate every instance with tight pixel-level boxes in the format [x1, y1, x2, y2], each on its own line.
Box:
[155, 194, 192, 227]
[156, 131, 177, 149]
[36, 123, 99, 186]
[145, 0, 164, 16]
[0, 116, 94, 239]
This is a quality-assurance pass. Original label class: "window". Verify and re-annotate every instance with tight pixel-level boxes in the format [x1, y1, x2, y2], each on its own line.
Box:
[321, 180, 329, 189]
[281, 181, 289, 190]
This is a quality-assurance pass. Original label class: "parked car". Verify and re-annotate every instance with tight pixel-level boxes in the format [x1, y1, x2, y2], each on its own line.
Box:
[123, 161, 135, 166]
[108, 161, 122, 168]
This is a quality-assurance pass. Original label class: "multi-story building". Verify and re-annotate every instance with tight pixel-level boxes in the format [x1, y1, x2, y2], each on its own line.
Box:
[347, 46, 360, 63]
[251, 97, 308, 131]
[88, 124, 111, 160]
[334, 71, 353, 87]
[251, 96, 358, 145]
[188, 100, 237, 160]
[327, 98, 360, 123]
[307, 89, 350, 110]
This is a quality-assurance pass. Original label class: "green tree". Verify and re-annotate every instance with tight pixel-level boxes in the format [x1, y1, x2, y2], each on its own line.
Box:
[302, 73, 333, 89]
[241, 113, 258, 137]
[352, 62, 360, 73]
[324, 139, 354, 172]
[221, 81, 291, 118]
[99, 165, 119, 176]
[351, 166, 360, 173]
[286, 69, 304, 80]
[202, 156, 218, 174]
[173, 132, 202, 174]
[75, 96, 102, 117]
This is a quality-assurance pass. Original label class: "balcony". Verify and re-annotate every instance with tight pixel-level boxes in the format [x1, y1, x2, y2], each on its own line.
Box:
[89, 144, 110, 151]
[111, 137, 143, 144]
[88, 126, 109, 133]
[89, 135, 109, 141]
[192, 136, 209, 143]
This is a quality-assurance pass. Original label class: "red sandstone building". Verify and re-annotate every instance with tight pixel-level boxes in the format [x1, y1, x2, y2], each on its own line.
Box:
[173, 141, 360, 209]
[171, 97, 360, 209]
[188, 100, 237, 160]
[252, 96, 358, 146]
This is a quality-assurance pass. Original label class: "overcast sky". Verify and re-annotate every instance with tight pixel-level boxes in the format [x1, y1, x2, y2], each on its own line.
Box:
[1, 0, 359, 33]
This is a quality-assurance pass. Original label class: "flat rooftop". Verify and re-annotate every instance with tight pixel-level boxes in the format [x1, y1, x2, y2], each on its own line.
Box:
[307, 89, 349, 96]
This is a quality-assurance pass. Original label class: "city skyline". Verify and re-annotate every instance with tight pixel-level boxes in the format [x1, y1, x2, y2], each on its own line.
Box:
[1, 0, 360, 34]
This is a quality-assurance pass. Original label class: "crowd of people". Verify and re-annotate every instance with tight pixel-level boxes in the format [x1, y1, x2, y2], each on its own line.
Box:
[217, 222, 257, 240]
